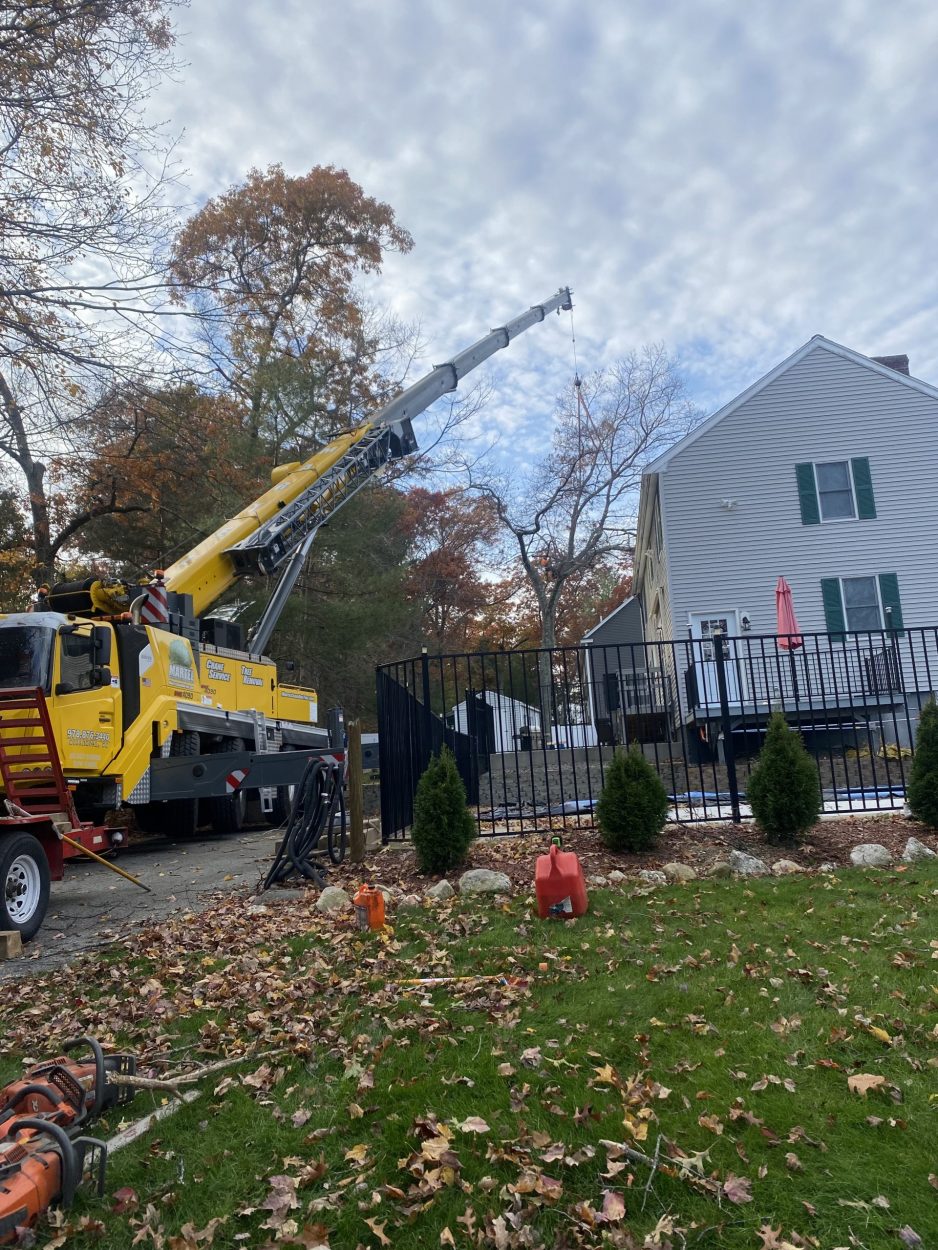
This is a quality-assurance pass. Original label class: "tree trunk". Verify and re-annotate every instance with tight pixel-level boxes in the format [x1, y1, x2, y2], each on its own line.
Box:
[0, 370, 55, 586]
[25, 460, 54, 587]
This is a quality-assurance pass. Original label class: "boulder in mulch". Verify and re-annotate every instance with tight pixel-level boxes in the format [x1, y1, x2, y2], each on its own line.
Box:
[638, 869, 667, 885]
[459, 869, 512, 894]
[849, 843, 893, 868]
[902, 837, 936, 862]
[426, 879, 455, 901]
[662, 862, 697, 882]
[729, 850, 770, 877]
[316, 886, 351, 913]
[772, 859, 802, 875]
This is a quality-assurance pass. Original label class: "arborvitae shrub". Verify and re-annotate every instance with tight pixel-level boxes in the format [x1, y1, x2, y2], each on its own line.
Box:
[907, 697, 938, 828]
[596, 745, 669, 852]
[747, 710, 821, 844]
[411, 745, 476, 874]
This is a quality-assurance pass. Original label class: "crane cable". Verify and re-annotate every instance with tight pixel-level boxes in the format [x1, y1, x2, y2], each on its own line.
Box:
[567, 300, 592, 425]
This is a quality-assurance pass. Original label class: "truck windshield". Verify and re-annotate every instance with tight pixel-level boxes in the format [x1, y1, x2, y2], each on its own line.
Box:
[0, 626, 54, 691]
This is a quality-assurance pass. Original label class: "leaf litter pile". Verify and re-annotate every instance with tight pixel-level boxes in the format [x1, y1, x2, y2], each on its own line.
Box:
[1, 863, 936, 1249]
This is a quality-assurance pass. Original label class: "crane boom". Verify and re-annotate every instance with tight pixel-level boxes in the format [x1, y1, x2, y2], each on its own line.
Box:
[163, 286, 572, 625]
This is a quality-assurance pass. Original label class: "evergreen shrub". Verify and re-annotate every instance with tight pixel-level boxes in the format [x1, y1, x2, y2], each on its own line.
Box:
[747, 710, 821, 844]
[411, 745, 476, 873]
[596, 745, 669, 852]
[907, 697, 938, 828]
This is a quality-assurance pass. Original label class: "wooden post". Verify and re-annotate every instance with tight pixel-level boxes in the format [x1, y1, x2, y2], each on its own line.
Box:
[348, 718, 365, 863]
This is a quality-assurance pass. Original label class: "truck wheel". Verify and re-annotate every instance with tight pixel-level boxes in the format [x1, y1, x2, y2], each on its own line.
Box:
[167, 730, 201, 839]
[209, 738, 248, 835]
[1, 833, 51, 942]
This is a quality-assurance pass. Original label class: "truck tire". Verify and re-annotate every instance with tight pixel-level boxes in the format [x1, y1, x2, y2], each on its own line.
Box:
[167, 730, 201, 840]
[209, 738, 248, 834]
[1, 832, 51, 942]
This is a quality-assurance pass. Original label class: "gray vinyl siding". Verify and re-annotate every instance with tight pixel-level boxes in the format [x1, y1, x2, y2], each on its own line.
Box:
[658, 345, 938, 647]
[586, 598, 646, 726]
[639, 488, 676, 643]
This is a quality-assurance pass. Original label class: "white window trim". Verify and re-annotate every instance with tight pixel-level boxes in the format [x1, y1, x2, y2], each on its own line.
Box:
[838, 574, 884, 632]
[813, 459, 857, 523]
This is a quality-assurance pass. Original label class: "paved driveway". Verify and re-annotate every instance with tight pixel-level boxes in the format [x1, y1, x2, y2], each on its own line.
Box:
[2, 827, 285, 980]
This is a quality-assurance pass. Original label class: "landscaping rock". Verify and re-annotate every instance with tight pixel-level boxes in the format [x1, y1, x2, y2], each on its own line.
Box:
[607, 870, 627, 884]
[398, 893, 422, 909]
[849, 843, 893, 868]
[588, 874, 609, 887]
[638, 869, 667, 885]
[426, 879, 455, 901]
[772, 859, 802, 875]
[902, 837, 937, 863]
[819, 862, 838, 873]
[662, 862, 697, 882]
[729, 850, 770, 877]
[459, 869, 512, 894]
[707, 861, 733, 878]
[316, 886, 351, 913]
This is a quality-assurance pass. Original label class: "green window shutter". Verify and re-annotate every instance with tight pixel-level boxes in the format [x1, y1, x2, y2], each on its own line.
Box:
[795, 463, 820, 525]
[878, 573, 905, 636]
[851, 457, 876, 520]
[821, 578, 845, 633]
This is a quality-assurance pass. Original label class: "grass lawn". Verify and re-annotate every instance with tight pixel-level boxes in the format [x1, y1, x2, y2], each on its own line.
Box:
[1, 863, 936, 1249]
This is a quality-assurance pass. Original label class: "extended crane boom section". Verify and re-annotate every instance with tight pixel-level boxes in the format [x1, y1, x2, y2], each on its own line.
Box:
[167, 286, 571, 617]
[228, 418, 417, 578]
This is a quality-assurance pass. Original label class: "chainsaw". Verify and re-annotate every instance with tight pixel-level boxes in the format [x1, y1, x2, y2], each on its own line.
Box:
[0, 1036, 136, 1244]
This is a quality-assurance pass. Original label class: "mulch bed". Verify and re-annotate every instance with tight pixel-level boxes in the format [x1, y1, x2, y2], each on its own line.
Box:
[325, 813, 938, 897]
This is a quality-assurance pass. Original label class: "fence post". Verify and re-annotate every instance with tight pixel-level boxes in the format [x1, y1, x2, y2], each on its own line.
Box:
[347, 718, 365, 863]
[420, 648, 433, 763]
[713, 630, 742, 823]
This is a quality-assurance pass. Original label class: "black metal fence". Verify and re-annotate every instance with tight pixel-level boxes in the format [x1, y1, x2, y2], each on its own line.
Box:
[376, 626, 938, 841]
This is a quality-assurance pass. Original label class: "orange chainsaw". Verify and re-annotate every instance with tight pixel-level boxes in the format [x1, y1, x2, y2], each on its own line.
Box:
[0, 1036, 136, 1244]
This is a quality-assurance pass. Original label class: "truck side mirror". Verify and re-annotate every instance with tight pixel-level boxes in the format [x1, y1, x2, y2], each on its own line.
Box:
[94, 627, 112, 665]
[93, 666, 112, 688]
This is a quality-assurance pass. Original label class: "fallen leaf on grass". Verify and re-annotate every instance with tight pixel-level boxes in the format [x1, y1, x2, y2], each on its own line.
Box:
[784, 1153, 803, 1172]
[452, 1116, 490, 1134]
[601, 1190, 626, 1222]
[847, 1073, 886, 1096]
[898, 1227, 923, 1248]
[364, 1217, 391, 1246]
[697, 1113, 724, 1135]
[722, 1174, 753, 1204]
[439, 1229, 455, 1247]
[111, 1187, 139, 1214]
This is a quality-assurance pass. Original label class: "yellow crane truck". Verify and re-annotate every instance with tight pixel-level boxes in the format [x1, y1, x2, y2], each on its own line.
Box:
[0, 287, 572, 938]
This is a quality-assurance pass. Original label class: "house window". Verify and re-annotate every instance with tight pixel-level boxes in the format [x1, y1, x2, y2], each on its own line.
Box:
[840, 576, 881, 630]
[821, 573, 904, 635]
[795, 458, 876, 524]
[815, 461, 855, 520]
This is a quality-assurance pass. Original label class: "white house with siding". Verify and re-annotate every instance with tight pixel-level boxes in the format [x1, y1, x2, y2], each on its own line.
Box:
[630, 336, 938, 744]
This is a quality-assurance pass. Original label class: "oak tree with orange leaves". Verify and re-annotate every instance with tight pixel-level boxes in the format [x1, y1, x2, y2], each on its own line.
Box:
[170, 164, 416, 451]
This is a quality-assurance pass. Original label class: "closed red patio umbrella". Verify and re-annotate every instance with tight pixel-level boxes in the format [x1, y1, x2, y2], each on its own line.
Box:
[776, 576, 803, 649]
[776, 576, 803, 700]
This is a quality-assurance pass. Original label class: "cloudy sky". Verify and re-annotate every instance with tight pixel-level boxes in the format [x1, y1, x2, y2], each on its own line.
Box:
[152, 0, 938, 450]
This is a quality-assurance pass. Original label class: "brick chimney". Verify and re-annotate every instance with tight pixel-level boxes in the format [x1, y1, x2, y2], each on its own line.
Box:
[872, 354, 910, 375]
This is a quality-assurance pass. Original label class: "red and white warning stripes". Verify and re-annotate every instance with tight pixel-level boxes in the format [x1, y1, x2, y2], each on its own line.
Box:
[140, 575, 169, 625]
[226, 768, 248, 794]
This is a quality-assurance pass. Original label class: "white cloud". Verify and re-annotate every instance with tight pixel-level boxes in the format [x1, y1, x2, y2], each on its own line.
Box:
[152, 0, 938, 436]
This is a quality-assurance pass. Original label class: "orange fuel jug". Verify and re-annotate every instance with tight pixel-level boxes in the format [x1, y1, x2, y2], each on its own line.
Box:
[535, 841, 588, 919]
[353, 884, 385, 931]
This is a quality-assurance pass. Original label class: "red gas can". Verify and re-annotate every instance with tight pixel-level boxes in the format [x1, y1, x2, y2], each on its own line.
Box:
[535, 842, 588, 919]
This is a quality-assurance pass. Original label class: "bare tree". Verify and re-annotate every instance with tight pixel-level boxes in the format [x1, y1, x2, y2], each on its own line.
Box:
[0, 0, 183, 583]
[465, 346, 697, 719]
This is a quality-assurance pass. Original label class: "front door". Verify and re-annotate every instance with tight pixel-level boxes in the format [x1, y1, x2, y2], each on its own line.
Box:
[689, 613, 741, 708]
